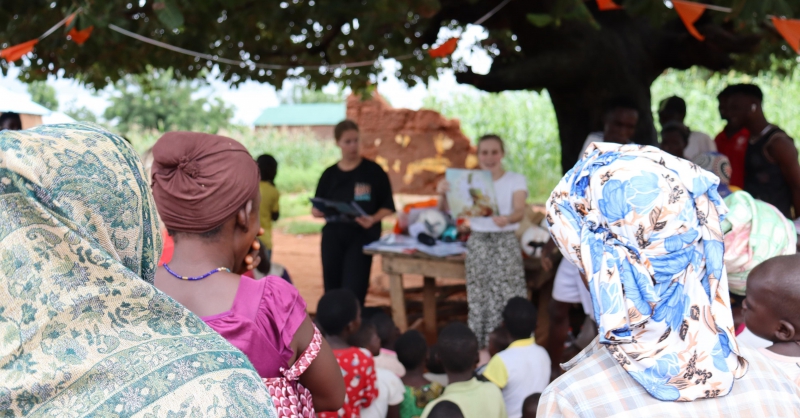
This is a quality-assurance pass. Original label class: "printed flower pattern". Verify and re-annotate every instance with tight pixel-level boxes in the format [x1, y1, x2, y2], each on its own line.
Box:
[0, 124, 277, 417]
[547, 143, 747, 402]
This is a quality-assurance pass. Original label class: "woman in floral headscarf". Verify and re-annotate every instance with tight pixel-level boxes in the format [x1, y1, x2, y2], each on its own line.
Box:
[546, 142, 746, 402]
[0, 124, 277, 417]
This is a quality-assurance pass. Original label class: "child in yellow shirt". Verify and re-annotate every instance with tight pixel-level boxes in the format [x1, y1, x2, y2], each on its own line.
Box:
[257, 154, 280, 263]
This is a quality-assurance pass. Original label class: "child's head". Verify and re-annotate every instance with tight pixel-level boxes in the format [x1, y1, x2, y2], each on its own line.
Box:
[395, 330, 428, 372]
[348, 322, 381, 356]
[502, 297, 538, 341]
[744, 254, 800, 344]
[316, 289, 361, 338]
[256, 154, 278, 183]
[369, 311, 401, 350]
[521, 393, 541, 418]
[488, 326, 512, 357]
[437, 323, 478, 374]
[428, 401, 464, 418]
[426, 343, 445, 374]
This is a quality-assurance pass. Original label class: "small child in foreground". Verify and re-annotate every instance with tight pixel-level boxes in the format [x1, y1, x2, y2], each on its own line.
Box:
[427, 401, 464, 418]
[482, 297, 550, 418]
[423, 344, 448, 387]
[420, 323, 506, 418]
[743, 254, 800, 385]
[371, 311, 407, 377]
[317, 289, 379, 418]
[256, 154, 280, 264]
[521, 393, 541, 418]
[352, 322, 405, 418]
[396, 330, 444, 418]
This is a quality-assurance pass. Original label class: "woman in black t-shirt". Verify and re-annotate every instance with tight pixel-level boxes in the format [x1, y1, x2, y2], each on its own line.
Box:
[313, 120, 395, 305]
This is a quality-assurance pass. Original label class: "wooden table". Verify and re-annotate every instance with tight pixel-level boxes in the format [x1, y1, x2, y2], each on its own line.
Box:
[364, 248, 556, 343]
[364, 248, 465, 342]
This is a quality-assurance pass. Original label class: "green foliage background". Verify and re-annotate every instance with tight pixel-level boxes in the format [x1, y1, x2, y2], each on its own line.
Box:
[125, 66, 800, 208]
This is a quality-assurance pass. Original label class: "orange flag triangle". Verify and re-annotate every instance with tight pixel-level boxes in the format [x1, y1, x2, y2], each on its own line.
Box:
[597, 0, 623, 11]
[672, 0, 706, 41]
[429, 38, 459, 58]
[0, 39, 39, 62]
[772, 17, 800, 54]
[69, 26, 94, 45]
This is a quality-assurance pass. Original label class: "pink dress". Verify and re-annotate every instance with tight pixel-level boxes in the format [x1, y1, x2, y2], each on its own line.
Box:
[202, 275, 307, 378]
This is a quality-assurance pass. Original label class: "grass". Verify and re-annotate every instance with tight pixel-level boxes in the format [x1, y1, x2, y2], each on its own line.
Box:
[279, 220, 324, 235]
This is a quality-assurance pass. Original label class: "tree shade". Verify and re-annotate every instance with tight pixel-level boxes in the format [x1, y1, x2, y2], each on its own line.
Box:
[1, 0, 798, 171]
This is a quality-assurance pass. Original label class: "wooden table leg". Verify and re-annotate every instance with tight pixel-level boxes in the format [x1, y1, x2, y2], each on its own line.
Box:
[389, 273, 408, 332]
[423, 276, 437, 343]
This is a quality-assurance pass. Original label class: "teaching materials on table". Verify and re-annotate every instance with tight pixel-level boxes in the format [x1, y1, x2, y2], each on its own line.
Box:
[445, 168, 499, 218]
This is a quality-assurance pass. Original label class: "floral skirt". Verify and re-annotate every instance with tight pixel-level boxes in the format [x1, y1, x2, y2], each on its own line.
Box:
[466, 231, 527, 347]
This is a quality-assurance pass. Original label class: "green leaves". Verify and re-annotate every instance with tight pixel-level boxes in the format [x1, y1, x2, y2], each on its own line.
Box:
[527, 14, 554, 28]
[153, 0, 184, 30]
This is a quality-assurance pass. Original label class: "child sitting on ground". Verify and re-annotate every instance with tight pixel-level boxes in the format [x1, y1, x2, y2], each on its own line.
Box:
[396, 331, 445, 418]
[477, 326, 512, 374]
[423, 344, 448, 387]
[521, 393, 541, 418]
[482, 297, 550, 418]
[420, 323, 506, 418]
[317, 289, 379, 418]
[744, 254, 800, 385]
[427, 401, 464, 418]
[352, 322, 405, 418]
[256, 154, 280, 264]
[370, 311, 407, 377]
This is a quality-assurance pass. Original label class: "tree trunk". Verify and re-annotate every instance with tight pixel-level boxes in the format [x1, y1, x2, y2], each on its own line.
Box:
[444, 0, 760, 174]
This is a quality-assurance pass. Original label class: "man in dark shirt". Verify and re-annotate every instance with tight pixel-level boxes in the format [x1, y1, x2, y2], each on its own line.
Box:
[726, 84, 800, 219]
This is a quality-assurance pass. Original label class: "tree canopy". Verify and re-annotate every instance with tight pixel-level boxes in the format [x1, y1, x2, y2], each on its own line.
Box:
[3, 0, 798, 170]
[103, 67, 233, 134]
[27, 80, 58, 110]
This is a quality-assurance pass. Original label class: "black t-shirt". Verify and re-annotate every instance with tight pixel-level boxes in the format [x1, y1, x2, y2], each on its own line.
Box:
[315, 159, 395, 237]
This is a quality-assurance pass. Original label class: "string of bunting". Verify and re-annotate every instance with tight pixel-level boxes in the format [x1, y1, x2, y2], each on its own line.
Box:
[3, 1, 799, 68]
[596, 0, 800, 50]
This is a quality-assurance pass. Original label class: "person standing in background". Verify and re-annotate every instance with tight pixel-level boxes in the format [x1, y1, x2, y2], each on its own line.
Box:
[579, 97, 639, 153]
[726, 84, 800, 219]
[257, 154, 280, 263]
[657, 96, 716, 161]
[313, 120, 396, 306]
[714, 86, 750, 189]
[436, 134, 528, 348]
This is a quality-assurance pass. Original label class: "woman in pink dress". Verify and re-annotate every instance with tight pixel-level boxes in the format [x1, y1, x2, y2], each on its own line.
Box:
[150, 131, 345, 415]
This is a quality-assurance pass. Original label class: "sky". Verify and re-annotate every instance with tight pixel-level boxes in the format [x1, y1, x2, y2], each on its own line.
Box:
[0, 25, 492, 126]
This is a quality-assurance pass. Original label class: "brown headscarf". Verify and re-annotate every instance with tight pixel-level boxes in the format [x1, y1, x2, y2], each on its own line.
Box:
[151, 131, 259, 233]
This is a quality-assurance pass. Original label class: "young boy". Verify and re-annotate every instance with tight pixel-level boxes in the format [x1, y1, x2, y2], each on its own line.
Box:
[317, 289, 379, 418]
[370, 311, 406, 377]
[396, 330, 444, 418]
[256, 154, 280, 265]
[743, 254, 800, 385]
[482, 297, 551, 418]
[521, 393, 541, 418]
[351, 323, 405, 418]
[420, 323, 506, 418]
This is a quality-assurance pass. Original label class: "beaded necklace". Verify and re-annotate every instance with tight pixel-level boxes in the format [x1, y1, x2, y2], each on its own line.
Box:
[164, 263, 231, 281]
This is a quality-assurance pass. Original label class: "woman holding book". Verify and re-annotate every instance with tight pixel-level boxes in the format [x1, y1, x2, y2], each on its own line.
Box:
[313, 120, 396, 305]
[436, 135, 528, 347]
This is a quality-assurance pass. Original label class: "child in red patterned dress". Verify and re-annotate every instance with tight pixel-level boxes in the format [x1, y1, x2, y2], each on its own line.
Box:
[317, 289, 379, 418]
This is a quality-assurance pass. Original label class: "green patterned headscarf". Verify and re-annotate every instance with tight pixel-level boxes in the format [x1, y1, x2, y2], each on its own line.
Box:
[0, 124, 276, 417]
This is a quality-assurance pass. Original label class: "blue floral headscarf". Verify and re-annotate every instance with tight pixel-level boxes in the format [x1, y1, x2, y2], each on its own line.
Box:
[546, 143, 747, 402]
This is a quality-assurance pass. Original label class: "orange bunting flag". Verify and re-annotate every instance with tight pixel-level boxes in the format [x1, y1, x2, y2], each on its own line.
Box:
[772, 17, 800, 55]
[671, 0, 707, 41]
[596, 0, 623, 11]
[0, 39, 39, 62]
[68, 25, 94, 45]
[429, 38, 459, 58]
